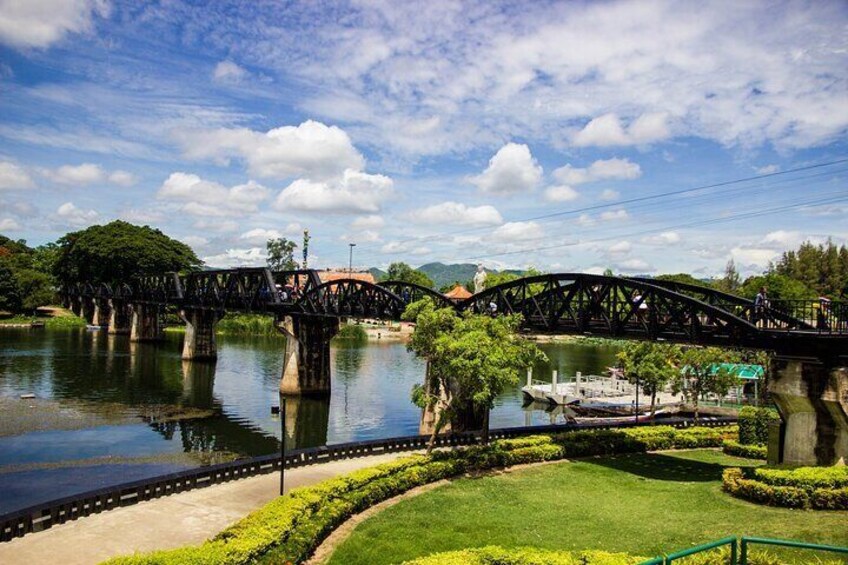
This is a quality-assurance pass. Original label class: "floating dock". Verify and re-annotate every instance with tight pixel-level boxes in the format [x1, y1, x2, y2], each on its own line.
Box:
[521, 369, 682, 409]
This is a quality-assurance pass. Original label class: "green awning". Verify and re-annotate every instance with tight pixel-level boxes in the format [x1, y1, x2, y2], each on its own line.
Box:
[681, 363, 764, 380]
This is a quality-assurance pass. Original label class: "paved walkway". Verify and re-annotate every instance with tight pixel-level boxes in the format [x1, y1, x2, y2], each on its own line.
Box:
[0, 452, 410, 565]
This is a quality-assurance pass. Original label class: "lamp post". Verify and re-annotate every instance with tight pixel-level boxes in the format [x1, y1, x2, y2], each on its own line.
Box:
[271, 398, 287, 495]
[348, 243, 356, 275]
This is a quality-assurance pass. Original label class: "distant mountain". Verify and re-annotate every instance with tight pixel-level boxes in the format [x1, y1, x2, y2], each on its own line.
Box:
[368, 267, 387, 280]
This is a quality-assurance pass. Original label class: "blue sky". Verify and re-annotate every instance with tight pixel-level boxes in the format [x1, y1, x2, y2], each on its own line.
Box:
[0, 0, 846, 276]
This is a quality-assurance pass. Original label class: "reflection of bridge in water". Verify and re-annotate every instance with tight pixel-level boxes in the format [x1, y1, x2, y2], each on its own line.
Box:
[62, 268, 848, 466]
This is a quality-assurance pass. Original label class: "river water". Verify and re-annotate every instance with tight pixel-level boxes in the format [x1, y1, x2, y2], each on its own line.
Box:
[0, 328, 619, 514]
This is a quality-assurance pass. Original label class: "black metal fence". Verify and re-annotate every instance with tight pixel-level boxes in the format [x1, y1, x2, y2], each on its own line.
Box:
[0, 416, 736, 543]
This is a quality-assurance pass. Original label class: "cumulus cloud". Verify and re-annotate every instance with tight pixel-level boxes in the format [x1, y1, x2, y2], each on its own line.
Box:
[351, 215, 385, 230]
[492, 221, 544, 242]
[108, 170, 137, 186]
[49, 163, 104, 184]
[756, 164, 780, 175]
[544, 185, 579, 202]
[613, 258, 654, 273]
[0, 218, 21, 230]
[55, 201, 98, 227]
[181, 235, 209, 249]
[553, 158, 642, 185]
[573, 112, 671, 147]
[0, 0, 109, 49]
[600, 209, 629, 221]
[730, 246, 780, 271]
[341, 229, 380, 243]
[642, 231, 681, 245]
[213, 60, 248, 83]
[275, 169, 392, 214]
[468, 143, 542, 194]
[202, 247, 266, 269]
[406, 201, 503, 226]
[760, 230, 802, 249]
[600, 189, 620, 201]
[157, 172, 270, 217]
[0, 161, 35, 190]
[608, 240, 632, 255]
[175, 120, 365, 181]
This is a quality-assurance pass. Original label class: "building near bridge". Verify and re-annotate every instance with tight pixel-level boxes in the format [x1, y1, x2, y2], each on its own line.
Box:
[316, 270, 376, 284]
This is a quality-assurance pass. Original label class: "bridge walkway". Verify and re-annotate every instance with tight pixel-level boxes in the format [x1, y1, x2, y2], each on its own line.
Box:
[0, 451, 410, 565]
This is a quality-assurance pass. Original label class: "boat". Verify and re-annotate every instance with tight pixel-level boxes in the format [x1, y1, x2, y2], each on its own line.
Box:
[85, 324, 103, 331]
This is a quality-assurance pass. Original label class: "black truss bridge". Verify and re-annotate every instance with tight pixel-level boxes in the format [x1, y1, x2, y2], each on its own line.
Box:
[62, 269, 848, 359]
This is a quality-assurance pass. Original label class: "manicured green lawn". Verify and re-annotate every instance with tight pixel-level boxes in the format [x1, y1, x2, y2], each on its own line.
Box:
[327, 450, 848, 565]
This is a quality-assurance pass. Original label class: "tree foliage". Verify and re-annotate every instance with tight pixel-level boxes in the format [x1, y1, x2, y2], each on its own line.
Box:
[266, 237, 298, 271]
[386, 262, 434, 289]
[617, 341, 679, 417]
[772, 239, 848, 298]
[404, 297, 545, 449]
[714, 259, 741, 293]
[0, 236, 57, 312]
[0, 260, 22, 313]
[53, 221, 201, 285]
[739, 272, 816, 301]
[675, 346, 743, 420]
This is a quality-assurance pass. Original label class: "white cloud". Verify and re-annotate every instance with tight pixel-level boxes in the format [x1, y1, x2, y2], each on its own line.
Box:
[760, 230, 802, 249]
[0, 0, 109, 49]
[275, 169, 392, 214]
[730, 246, 780, 270]
[613, 258, 654, 273]
[381, 241, 409, 254]
[108, 170, 137, 186]
[544, 185, 579, 202]
[608, 240, 632, 255]
[407, 201, 503, 226]
[175, 120, 364, 181]
[55, 201, 98, 227]
[756, 164, 780, 175]
[600, 189, 620, 201]
[410, 246, 431, 255]
[49, 163, 104, 184]
[342, 229, 380, 243]
[240, 228, 282, 244]
[600, 209, 628, 221]
[351, 215, 385, 230]
[553, 158, 642, 185]
[0, 161, 34, 190]
[468, 143, 542, 194]
[157, 172, 270, 217]
[577, 213, 595, 227]
[642, 231, 681, 245]
[213, 60, 248, 83]
[202, 247, 266, 269]
[181, 235, 209, 248]
[492, 221, 544, 242]
[573, 112, 670, 147]
[118, 208, 164, 224]
[0, 218, 21, 230]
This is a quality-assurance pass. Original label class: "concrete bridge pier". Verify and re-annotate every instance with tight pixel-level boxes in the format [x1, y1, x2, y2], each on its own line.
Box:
[130, 303, 163, 342]
[276, 315, 339, 395]
[180, 308, 224, 361]
[108, 300, 132, 334]
[92, 299, 111, 327]
[769, 358, 848, 466]
[81, 297, 96, 325]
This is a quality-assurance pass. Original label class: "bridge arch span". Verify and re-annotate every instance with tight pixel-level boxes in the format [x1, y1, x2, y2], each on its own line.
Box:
[378, 280, 454, 310]
[297, 278, 409, 320]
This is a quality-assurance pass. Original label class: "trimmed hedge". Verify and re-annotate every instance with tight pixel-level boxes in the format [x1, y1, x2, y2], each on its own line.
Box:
[402, 546, 845, 565]
[723, 466, 848, 510]
[400, 546, 645, 564]
[722, 439, 767, 460]
[738, 407, 780, 445]
[104, 425, 735, 565]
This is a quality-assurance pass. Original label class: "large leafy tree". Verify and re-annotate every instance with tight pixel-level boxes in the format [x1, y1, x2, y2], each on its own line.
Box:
[674, 346, 743, 420]
[739, 272, 816, 301]
[53, 221, 202, 284]
[385, 262, 434, 289]
[773, 239, 848, 298]
[404, 297, 545, 449]
[266, 237, 298, 271]
[0, 260, 22, 313]
[617, 341, 679, 418]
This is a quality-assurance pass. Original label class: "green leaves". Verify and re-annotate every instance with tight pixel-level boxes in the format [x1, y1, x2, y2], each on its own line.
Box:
[385, 262, 435, 289]
[265, 237, 298, 271]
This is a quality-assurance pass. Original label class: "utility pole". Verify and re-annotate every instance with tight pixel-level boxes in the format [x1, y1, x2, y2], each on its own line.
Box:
[348, 243, 356, 275]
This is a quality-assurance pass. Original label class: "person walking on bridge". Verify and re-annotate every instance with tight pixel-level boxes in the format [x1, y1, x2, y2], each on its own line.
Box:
[754, 286, 769, 327]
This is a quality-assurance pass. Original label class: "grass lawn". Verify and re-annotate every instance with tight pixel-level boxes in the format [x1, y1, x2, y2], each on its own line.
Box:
[327, 450, 848, 565]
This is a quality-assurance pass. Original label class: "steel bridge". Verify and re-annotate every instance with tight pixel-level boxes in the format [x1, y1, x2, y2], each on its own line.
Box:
[62, 268, 847, 359]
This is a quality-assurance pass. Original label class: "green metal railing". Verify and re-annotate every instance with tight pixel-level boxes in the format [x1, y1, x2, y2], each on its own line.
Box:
[640, 536, 848, 564]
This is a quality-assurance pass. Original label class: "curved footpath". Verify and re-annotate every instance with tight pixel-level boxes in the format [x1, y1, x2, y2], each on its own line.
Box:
[0, 451, 411, 565]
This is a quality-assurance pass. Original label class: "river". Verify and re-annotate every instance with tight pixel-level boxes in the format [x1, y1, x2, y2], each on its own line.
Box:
[0, 328, 620, 514]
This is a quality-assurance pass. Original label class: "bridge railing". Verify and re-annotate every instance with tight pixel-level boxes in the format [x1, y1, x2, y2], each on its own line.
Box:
[759, 300, 846, 334]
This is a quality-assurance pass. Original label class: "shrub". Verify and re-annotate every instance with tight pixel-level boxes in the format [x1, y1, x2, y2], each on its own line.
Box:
[401, 546, 644, 565]
[105, 425, 737, 565]
[334, 324, 368, 341]
[722, 466, 848, 510]
[737, 407, 780, 445]
[723, 439, 767, 459]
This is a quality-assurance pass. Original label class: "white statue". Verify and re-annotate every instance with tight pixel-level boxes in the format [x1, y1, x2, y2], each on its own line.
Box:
[473, 264, 487, 294]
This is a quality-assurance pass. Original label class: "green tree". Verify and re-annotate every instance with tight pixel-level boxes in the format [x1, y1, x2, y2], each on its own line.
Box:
[773, 239, 848, 297]
[386, 262, 434, 288]
[617, 341, 679, 418]
[53, 221, 201, 284]
[739, 272, 816, 301]
[266, 237, 298, 271]
[0, 259, 22, 313]
[714, 259, 741, 294]
[675, 346, 742, 420]
[15, 269, 55, 311]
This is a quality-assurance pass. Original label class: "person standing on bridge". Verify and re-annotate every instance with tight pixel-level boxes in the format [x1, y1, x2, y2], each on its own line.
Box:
[754, 286, 769, 327]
